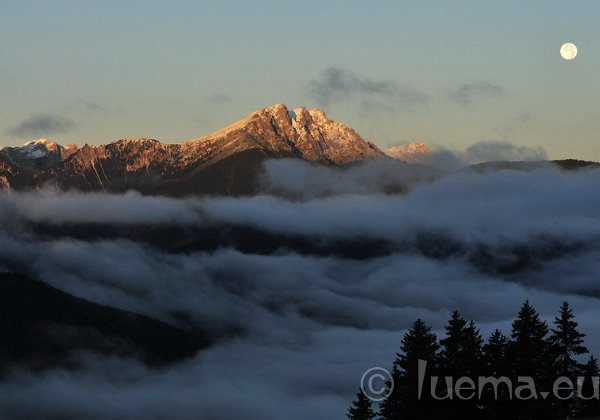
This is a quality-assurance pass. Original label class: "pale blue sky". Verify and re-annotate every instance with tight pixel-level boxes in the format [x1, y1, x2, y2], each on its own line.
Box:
[1, 0, 599, 159]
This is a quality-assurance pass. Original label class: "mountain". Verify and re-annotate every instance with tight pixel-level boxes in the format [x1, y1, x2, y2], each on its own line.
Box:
[184, 103, 383, 165]
[385, 142, 432, 164]
[1, 139, 78, 169]
[0, 272, 210, 372]
[469, 159, 600, 173]
[0, 104, 384, 196]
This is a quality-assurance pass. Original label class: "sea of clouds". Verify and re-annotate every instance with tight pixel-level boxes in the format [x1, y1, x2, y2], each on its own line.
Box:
[0, 149, 599, 419]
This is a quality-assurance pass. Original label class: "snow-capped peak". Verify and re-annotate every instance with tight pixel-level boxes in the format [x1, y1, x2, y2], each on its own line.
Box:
[0, 138, 79, 169]
[22, 138, 61, 153]
[24, 138, 56, 146]
[19, 139, 60, 157]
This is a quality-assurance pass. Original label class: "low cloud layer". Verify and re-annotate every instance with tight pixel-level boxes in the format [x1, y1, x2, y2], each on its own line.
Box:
[6, 114, 74, 138]
[421, 140, 549, 168]
[0, 162, 599, 419]
[259, 158, 440, 199]
[463, 140, 548, 163]
[0, 189, 201, 225]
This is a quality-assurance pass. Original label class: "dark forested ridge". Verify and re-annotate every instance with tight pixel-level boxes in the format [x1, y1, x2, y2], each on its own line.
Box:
[0, 272, 211, 373]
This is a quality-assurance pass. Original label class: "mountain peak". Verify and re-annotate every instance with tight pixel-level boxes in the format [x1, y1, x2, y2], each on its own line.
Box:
[111, 138, 160, 146]
[23, 138, 61, 153]
[188, 103, 382, 165]
[25, 138, 57, 146]
[0, 138, 79, 170]
[285, 106, 329, 124]
[263, 103, 289, 113]
[249, 103, 331, 123]
[385, 142, 432, 163]
[308, 107, 328, 122]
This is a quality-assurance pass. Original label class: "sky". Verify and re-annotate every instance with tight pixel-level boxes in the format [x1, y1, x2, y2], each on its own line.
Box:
[1, 0, 599, 160]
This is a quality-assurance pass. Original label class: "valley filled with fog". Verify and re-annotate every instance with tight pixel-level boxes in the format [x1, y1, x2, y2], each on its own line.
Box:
[1, 160, 599, 419]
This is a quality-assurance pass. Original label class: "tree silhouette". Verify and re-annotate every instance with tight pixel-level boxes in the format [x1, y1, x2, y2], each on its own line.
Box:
[347, 389, 376, 420]
[508, 300, 554, 419]
[482, 329, 512, 418]
[380, 319, 439, 420]
[550, 302, 588, 373]
[510, 300, 550, 374]
[578, 355, 600, 418]
[437, 312, 484, 418]
[363, 302, 599, 420]
[483, 329, 510, 377]
[549, 301, 589, 417]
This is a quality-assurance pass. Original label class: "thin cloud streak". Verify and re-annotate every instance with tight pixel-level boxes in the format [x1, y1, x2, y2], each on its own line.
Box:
[449, 81, 503, 105]
[6, 114, 74, 138]
[307, 67, 429, 112]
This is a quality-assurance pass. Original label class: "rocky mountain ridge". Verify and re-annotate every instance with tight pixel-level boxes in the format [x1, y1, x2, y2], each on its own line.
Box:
[0, 104, 385, 195]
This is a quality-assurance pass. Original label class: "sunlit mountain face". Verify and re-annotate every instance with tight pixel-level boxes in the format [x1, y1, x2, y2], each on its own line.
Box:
[2, 1, 600, 419]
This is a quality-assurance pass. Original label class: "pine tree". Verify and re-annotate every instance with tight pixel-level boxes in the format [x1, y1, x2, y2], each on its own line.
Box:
[549, 301, 588, 376]
[510, 300, 550, 376]
[439, 311, 468, 376]
[482, 329, 512, 418]
[347, 390, 376, 420]
[464, 320, 485, 375]
[549, 301, 588, 418]
[380, 319, 439, 420]
[577, 355, 600, 419]
[483, 329, 509, 377]
[439, 314, 483, 377]
[508, 300, 553, 419]
[437, 312, 484, 418]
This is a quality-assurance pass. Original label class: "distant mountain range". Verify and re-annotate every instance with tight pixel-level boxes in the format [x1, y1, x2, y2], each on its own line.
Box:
[1, 104, 597, 195]
[0, 104, 384, 195]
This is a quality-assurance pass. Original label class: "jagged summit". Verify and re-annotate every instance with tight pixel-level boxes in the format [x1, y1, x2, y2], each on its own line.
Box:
[24, 138, 59, 148]
[7, 138, 78, 155]
[111, 137, 160, 145]
[186, 103, 382, 165]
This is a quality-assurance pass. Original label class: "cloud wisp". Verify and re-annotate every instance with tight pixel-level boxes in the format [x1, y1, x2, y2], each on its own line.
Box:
[448, 81, 503, 105]
[6, 114, 74, 138]
[307, 67, 428, 113]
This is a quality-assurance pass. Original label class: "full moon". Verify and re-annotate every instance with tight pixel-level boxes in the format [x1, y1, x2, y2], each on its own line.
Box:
[560, 42, 578, 60]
